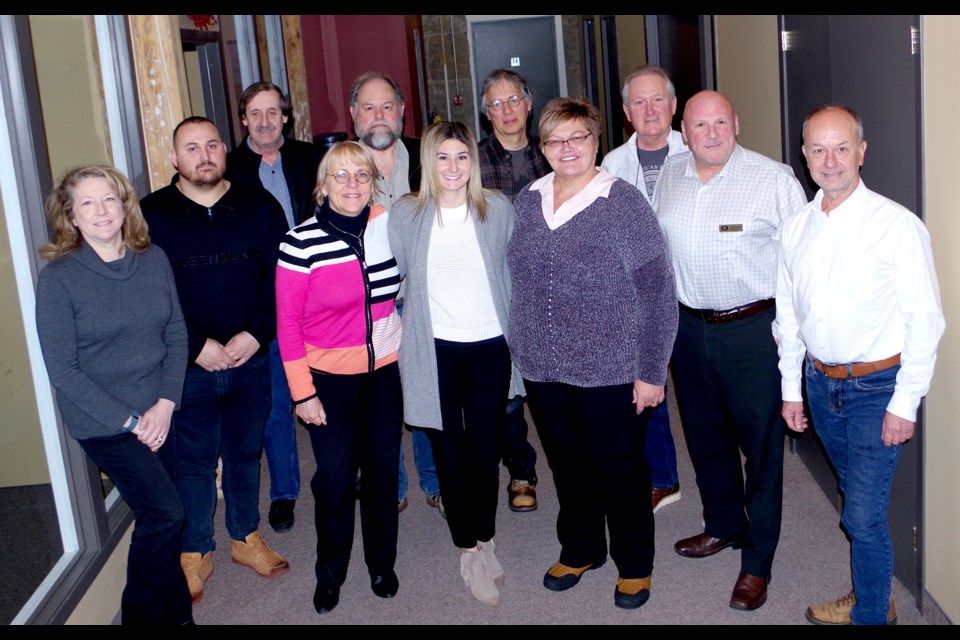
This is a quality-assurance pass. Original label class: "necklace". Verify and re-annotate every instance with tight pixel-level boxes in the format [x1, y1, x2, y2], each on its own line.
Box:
[327, 217, 364, 241]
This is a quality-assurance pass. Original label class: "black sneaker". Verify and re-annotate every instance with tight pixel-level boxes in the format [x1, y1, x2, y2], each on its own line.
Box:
[268, 499, 295, 533]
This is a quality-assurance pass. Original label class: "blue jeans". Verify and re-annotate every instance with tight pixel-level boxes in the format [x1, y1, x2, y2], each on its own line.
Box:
[264, 338, 300, 502]
[79, 430, 192, 624]
[645, 384, 679, 490]
[805, 358, 902, 625]
[398, 427, 440, 501]
[176, 353, 271, 553]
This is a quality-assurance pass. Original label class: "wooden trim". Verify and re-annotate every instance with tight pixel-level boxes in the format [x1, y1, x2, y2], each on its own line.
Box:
[128, 15, 188, 191]
[281, 15, 311, 142]
[255, 15, 270, 82]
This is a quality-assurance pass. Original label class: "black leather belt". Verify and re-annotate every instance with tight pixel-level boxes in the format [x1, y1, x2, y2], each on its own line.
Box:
[679, 299, 775, 324]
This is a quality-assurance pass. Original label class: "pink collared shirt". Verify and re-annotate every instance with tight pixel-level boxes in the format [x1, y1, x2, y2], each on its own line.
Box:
[529, 167, 618, 230]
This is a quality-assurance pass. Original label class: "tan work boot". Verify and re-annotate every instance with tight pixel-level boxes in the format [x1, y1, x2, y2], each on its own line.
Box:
[230, 531, 290, 577]
[805, 589, 897, 624]
[180, 551, 214, 603]
[508, 479, 537, 512]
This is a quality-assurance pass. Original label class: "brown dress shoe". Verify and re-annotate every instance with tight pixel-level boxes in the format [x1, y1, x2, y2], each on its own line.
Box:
[674, 532, 743, 558]
[729, 572, 769, 610]
[230, 531, 290, 577]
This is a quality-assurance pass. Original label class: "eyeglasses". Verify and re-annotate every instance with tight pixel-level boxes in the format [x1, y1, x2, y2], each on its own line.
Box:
[543, 132, 593, 149]
[486, 95, 525, 111]
[329, 169, 374, 184]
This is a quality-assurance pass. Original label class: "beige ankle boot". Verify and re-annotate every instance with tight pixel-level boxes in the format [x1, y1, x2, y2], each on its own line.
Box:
[460, 549, 499, 605]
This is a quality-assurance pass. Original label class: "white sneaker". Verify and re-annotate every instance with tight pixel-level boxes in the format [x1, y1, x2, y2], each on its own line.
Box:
[460, 549, 499, 605]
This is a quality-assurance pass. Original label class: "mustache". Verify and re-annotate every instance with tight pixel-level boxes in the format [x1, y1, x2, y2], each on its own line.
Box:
[254, 125, 276, 133]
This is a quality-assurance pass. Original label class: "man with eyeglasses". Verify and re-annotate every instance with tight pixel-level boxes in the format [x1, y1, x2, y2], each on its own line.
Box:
[602, 65, 687, 517]
[654, 90, 806, 611]
[226, 81, 323, 536]
[477, 68, 548, 513]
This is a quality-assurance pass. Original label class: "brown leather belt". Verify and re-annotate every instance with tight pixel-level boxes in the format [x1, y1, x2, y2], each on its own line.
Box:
[810, 353, 901, 379]
[679, 299, 775, 324]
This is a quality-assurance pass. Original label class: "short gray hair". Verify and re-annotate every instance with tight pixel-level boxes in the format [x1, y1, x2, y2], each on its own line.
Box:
[479, 68, 532, 116]
[620, 64, 676, 103]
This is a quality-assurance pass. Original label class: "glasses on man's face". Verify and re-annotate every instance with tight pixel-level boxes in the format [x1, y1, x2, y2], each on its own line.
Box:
[329, 169, 373, 184]
[486, 95, 525, 111]
[542, 132, 593, 149]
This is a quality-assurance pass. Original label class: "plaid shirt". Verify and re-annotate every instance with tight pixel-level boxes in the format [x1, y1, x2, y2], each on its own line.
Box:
[478, 133, 551, 203]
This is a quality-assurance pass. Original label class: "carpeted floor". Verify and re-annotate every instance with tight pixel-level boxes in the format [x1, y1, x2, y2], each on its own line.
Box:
[146, 385, 928, 625]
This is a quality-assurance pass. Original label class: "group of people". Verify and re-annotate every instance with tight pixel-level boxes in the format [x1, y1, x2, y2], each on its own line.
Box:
[34, 63, 943, 627]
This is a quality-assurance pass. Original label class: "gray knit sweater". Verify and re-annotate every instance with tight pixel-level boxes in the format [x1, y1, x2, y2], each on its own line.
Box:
[507, 178, 678, 387]
[36, 243, 188, 440]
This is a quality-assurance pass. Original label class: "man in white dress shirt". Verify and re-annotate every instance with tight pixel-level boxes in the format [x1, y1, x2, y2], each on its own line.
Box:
[654, 90, 807, 611]
[777, 105, 944, 626]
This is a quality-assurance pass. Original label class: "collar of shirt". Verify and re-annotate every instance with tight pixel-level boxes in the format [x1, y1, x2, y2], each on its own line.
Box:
[531, 167, 617, 230]
[374, 141, 410, 207]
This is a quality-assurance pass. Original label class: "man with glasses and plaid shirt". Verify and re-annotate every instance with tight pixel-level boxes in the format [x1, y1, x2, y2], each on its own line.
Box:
[476, 68, 548, 513]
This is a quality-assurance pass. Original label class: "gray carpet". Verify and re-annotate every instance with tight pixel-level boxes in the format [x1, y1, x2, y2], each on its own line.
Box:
[173, 384, 927, 625]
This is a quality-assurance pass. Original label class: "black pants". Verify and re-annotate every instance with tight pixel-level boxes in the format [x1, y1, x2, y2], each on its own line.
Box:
[525, 380, 654, 579]
[428, 336, 511, 549]
[79, 429, 192, 625]
[670, 307, 784, 576]
[306, 362, 402, 588]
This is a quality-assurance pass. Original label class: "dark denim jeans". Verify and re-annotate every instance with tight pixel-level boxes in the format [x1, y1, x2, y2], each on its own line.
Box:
[645, 384, 679, 490]
[264, 338, 300, 502]
[176, 353, 270, 553]
[805, 358, 902, 625]
[502, 396, 538, 483]
[79, 429, 192, 625]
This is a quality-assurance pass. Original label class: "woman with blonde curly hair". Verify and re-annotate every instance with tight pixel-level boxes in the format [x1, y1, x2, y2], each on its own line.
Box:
[35, 164, 192, 624]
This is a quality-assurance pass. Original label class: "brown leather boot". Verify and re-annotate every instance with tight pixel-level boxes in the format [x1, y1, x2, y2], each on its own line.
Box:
[180, 551, 213, 603]
[230, 531, 289, 577]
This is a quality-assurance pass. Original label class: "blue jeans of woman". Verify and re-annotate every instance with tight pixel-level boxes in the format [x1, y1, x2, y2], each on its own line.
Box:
[805, 358, 902, 625]
[79, 429, 193, 625]
[398, 427, 440, 501]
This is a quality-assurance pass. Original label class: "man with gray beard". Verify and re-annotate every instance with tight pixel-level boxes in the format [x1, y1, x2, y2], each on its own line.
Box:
[349, 72, 438, 517]
[349, 72, 422, 207]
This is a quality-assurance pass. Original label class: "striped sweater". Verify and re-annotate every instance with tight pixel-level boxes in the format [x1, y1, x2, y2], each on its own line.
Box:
[276, 202, 402, 403]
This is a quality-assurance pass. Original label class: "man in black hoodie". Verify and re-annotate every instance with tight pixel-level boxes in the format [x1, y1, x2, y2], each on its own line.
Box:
[141, 116, 290, 605]
[226, 82, 322, 534]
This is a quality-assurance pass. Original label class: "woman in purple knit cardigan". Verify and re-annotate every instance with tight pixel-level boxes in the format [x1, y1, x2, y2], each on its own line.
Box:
[506, 97, 678, 611]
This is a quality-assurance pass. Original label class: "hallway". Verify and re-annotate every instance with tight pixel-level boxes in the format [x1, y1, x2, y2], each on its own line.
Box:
[174, 387, 926, 625]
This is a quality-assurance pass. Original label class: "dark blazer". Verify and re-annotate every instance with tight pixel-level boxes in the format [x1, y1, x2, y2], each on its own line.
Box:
[226, 136, 323, 227]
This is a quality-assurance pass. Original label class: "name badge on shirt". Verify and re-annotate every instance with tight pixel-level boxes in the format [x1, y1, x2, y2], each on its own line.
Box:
[719, 224, 743, 232]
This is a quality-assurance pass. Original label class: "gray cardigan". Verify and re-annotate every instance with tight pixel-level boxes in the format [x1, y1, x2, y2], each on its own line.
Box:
[388, 192, 524, 430]
[35, 243, 188, 440]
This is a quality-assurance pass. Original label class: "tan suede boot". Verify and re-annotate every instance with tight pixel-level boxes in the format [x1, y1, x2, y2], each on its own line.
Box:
[806, 590, 897, 625]
[180, 551, 213, 603]
[230, 531, 289, 577]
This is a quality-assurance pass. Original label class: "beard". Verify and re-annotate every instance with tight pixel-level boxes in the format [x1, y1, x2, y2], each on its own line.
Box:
[180, 162, 225, 188]
[357, 121, 402, 151]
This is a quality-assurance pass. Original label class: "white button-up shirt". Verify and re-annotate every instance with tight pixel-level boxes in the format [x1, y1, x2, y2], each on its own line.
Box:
[654, 145, 807, 310]
[775, 180, 945, 421]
